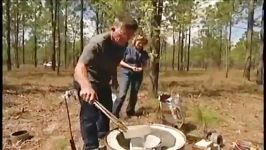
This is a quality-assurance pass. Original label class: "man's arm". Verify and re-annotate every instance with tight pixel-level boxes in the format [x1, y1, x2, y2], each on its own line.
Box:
[74, 42, 98, 102]
[74, 62, 91, 89]
[74, 43, 97, 88]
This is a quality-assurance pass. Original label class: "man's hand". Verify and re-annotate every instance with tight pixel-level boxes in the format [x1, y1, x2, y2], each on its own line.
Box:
[110, 79, 119, 90]
[80, 86, 98, 104]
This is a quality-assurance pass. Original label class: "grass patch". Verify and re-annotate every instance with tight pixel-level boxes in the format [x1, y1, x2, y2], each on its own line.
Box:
[189, 105, 220, 133]
[55, 138, 69, 150]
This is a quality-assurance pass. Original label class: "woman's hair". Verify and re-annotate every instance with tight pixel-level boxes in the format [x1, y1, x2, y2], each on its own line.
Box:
[132, 34, 148, 46]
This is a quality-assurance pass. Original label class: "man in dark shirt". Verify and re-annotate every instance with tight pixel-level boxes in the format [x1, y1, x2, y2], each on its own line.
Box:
[73, 15, 138, 150]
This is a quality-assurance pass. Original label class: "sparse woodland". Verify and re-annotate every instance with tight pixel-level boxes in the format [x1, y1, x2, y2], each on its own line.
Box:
[2, 1, 264, 149]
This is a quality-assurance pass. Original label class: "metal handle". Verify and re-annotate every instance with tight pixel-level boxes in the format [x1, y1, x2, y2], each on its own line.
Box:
[63, 93, 76, 150]
[94, 101, 128, 132]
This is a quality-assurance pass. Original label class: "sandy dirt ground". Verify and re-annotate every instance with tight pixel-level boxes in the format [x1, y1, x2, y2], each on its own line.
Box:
[3, 66, 263, 149]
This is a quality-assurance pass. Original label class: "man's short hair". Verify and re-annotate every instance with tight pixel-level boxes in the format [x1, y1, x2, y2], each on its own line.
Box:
[113, 14, 138, 31]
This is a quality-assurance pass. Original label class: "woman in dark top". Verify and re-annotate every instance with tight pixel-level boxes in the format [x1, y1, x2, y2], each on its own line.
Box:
[112, 34, 149, 118]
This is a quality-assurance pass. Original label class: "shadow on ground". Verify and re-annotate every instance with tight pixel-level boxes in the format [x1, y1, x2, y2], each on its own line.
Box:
[179, 122, 197, 135]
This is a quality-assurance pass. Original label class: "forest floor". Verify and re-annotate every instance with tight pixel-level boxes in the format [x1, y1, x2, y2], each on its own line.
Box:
[3, 65, 264, 150]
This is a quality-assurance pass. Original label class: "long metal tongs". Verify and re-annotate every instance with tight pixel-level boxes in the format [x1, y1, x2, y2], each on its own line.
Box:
[93, 101, 128, 132]
[64, 89, 128, 132]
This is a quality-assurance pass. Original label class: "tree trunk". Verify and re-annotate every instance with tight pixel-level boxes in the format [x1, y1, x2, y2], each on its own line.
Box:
[184, 30, 187, 69]
[163, 40, 167, 71]
[64, 0, 68, 69]
[15, 0, 19, 68]
[22, 15, 25, 64]
[149, 0, 163, 98]
[164, 41, 168, 71]
[256, 2, 264, 85]
[57, 1, 61, 75]
[205, 27, 210, 70]
[50, 0, 56, 71]
[187, 25, 191, 71]
[95, 6, 100, 34]
[218, 28, 223, 69]
[6, 0, 12, 71]
[180, 30, 184, 71]
[177, 29, 181, 70]
[80, 0, 84, 54]
[172, 27, 175, 70]
[34, 7, 38, 67]
[100, 11, 104, 33]
[72, 27, 76, 67]
[226, 0, 235, 76]
[226, 20, 232, 78]
[160, 40, 163, 59]
[243, 0, 255, 80]
[44, 32, 47, 63]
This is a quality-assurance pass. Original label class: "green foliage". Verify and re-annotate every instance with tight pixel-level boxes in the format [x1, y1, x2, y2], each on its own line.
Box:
[230, 31, 261, 68]
[189, 46, 205, 67]
[190, 105, 220, 130]
[90, 0, 128, 32]
[133, 0, 153, 34]
[2, 0, 263, 72]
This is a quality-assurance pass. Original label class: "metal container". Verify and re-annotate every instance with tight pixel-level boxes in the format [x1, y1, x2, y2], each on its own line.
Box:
[158, 94, 185, 128]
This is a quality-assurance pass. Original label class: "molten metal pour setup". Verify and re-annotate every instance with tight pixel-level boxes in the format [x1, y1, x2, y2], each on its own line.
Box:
[62, 90, 195, 150]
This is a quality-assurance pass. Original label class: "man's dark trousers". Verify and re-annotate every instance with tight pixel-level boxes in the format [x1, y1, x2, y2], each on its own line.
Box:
[78, 84, 112, 150]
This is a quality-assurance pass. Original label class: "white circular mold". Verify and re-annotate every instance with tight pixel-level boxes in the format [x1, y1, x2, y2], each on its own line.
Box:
[105, 124, 186, 150]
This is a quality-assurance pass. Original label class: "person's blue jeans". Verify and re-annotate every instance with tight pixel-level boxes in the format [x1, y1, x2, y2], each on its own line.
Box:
[112, 72, 143, 117]
[74, 82, 112, 150]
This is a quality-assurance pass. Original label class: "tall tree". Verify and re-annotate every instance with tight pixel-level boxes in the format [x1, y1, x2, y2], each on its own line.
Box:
[216, 0, 236, 77]
[50, 0, 56, 70]
[177, 30, 181, 70]
[22, 14, 25, 64]
[44, 32, 48, 63]
[56, 0, 61, 75]
[226, 19, 233, 78]
[6, 0, 12, 71]
[226, 0, 235, 78]
[14, 0, 20, 68]
[64, 0, 68, 68]
[72, 27, 77, 67]
[80, 0, 84, 54]
[33, 3, 38, 67]
[243, 0, 256, 80]
[149, 0, 163, 97]
[172, 26, 176, 70]
[180, 30, 184, 70]
[256, 1, 264, 85]
[187, 25, 191, 71]
[94, 3, 100, 34]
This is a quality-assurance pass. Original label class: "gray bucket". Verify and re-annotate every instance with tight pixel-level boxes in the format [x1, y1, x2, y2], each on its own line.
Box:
[105, 124, 186, 150]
